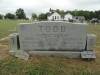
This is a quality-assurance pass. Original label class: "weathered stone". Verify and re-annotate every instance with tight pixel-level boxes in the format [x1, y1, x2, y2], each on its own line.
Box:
[9, 33, 19, 55]
[86, 34, 96, 50]
[18, 21, 87, 51]
[29, 51, 81, 58]
[15, 50, 29, 60]
[9, 21, 97, 60]
[81, 51, 96, 59]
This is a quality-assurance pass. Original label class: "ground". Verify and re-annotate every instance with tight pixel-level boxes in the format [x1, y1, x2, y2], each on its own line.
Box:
[0, 20, 100, 75]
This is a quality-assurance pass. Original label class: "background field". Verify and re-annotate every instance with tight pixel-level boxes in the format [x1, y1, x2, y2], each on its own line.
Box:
[0, 20, 100, 75]
[0, 20, 32, 38]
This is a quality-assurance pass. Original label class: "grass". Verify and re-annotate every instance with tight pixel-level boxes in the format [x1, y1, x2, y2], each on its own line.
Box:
[0, 20, 31, 38]
[0, 20, 100, 75]
[0, 56, 100, 75]
[87, 24, 100, 46]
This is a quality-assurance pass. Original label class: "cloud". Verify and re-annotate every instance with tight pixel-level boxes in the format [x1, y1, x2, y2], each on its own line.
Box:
[71, 0, 100, 10]
[0, 0, 100, 17]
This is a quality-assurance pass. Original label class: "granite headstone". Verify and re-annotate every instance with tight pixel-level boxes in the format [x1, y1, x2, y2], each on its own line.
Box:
[18, 22, 87, 51]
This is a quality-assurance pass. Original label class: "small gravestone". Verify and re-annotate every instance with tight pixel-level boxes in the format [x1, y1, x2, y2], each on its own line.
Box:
[9, 21, 96, 60]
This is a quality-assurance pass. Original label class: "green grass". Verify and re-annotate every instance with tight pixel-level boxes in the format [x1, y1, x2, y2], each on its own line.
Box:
[0, 20, 100, 75]
[87, 24, 100, 46]
[0, 20, 31, 39]
[0, 57, 100, 75]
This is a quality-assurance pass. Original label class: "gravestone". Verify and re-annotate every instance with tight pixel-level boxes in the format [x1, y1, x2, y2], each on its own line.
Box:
[18, 22, 87, 51]
[9, 21, 96, 60]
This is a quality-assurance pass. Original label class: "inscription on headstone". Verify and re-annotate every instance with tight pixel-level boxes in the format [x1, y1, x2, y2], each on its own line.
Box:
[18, 22, 87, 51]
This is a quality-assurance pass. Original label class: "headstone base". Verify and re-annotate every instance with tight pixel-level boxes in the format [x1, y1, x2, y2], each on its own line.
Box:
[81, 51, 96, 59]
[9, 50, 96, 60]
[11, 50, 29, 60]
[28, 51, 81, 58]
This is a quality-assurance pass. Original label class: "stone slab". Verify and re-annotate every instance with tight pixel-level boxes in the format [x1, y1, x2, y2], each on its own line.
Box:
[87, 34, 96, 50]
[81, 51, 96, 58]
[9, 33, 19, 51]
[15, 50, 29, 60]
[18, 21, 87, 51]
[28, 51, 81, 58]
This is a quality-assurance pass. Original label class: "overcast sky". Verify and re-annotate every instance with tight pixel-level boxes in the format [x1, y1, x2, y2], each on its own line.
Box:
[0, 0, 100, 18]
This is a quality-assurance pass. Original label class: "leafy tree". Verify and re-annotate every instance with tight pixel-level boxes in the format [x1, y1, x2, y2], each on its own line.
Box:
[94, 11, 100, 19]
[32, 13, 37, 20]
[58, 10, 65, 18]
[4, 13, 15, 19]
[0, 14, 3, 19]
[69, 10, 94, 20]
[56, 9, 60, 13]
[15, 8, 26, 19]
[38, 13, 47, 21]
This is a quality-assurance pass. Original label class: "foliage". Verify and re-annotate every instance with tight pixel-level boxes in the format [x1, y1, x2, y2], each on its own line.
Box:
[94, 10, 100, 19]
[69, 10, 93, 20]
[32, 13, 37, 20]
[15, 8, 26, 19]
[0, 14, 3, 19]
[4, 13, 15, 19]
[1, 8, 100, 20]
[38, 13, 47, 21]
[48, 8, 100, 20]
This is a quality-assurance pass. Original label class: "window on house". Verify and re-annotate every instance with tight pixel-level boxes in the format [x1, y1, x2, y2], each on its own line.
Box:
[52, 16, 54, 20]
[55, 16, 56, 20]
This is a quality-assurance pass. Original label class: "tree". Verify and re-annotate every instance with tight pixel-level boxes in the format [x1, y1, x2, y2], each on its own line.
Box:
[32, 13, 37, 20]
[94, 10, 100, 19]
[15, 8, 26, 19]
[0, 14, 3, 19]
[38, 13, 47, 21]
[4, 13, 15, 19]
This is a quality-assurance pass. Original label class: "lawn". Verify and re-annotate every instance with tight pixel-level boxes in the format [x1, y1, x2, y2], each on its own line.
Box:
[87, 24, 100, 46]
[0, 20, 32, 39]
[0, 20, 100, 75]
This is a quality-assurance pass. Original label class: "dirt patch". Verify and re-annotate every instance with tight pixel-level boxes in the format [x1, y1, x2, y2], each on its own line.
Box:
[0, 37, 10, 60]
[0, 37, 9, 45]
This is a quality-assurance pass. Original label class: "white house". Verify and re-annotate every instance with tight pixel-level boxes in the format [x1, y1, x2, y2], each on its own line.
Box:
[47, 9, 86, 22]
[64, 13, 73, 21]
[47, 11, 73, 21]
[47, 12, 62, 21]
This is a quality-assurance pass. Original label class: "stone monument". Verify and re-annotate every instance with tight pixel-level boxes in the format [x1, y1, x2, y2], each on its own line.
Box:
[9, 21, 96, 60]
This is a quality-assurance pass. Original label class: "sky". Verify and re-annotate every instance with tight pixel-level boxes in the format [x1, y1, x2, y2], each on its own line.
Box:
[0, 0, 100, 18]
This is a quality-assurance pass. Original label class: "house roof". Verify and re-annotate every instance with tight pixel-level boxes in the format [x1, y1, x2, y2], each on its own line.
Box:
[47, 11, 72, 18]
[47, 11, 61, 17]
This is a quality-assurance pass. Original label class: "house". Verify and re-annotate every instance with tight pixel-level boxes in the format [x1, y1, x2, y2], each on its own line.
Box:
[64, 13, 73, 21]
[47, 11, 62, 21]
[90, 18, 99, 23]
[47, 9, 73, 21]
[47, 11, 73, 21]
[47, 10, 85, 23]
[73, 16, 85, 23]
